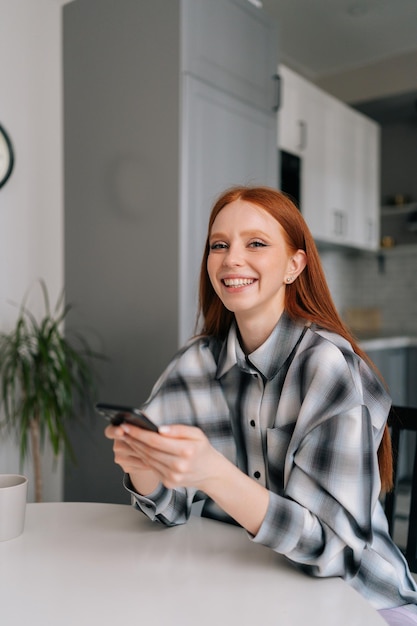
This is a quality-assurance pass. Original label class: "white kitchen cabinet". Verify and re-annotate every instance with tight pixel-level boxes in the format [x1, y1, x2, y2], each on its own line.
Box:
[278, 64, 380, 251]
[181, 74, 278, 341]
[278, 64, 307, 156]
[297, 84, 327, 237]
[352, 114, 380, 250]
[182, 0, 278, 112]
[322, 97, 380, 249]
[321, 97, 358, 246]
[180, 0, 278, 341]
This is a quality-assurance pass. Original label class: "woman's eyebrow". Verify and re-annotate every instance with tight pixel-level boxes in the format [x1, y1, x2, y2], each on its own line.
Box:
[209, 229, 271, 240]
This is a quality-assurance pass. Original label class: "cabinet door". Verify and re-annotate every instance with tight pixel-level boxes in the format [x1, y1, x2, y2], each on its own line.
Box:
[182, 0, 278, 112]
[180, 75, 278, 342]
[322, 102, 380, 249]
[352, 114, 380, 250]
[278, 65, 306, 156]
[298, 83, 327, 237]
[322, 100, 357, 246]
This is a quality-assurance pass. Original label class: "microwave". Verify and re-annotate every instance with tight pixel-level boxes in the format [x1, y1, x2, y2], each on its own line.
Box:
[280, 149, 301, 209]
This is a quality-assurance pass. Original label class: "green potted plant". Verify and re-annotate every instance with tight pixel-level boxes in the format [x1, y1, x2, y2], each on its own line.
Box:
[0, 280, 99, 502]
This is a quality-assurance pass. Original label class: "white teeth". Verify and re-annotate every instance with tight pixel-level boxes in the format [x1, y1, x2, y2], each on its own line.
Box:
[223, 278, 255, 287]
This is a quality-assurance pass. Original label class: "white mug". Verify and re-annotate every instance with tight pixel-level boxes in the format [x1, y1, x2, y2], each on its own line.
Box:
[0, 474, 28, 541]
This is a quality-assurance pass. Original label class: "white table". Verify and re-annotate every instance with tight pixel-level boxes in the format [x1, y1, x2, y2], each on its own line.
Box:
[0, 503, 385, 625]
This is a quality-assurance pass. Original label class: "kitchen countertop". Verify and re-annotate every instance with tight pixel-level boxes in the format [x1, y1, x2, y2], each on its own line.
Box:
[359, 335, 417, 351]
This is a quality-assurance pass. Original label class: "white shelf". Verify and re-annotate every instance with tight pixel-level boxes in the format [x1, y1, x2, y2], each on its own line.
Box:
[381, 202, 417, 216]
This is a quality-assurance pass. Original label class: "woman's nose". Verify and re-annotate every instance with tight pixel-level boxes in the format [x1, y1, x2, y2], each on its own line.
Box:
[222, 244, 244, 266]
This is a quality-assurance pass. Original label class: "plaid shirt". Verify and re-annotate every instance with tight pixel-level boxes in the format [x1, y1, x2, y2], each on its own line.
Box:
[127, 312, 417, 610]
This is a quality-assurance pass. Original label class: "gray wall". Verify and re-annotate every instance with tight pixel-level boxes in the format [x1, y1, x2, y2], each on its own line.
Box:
[64, 0, 180, 503]
[380, 121, 417, 205]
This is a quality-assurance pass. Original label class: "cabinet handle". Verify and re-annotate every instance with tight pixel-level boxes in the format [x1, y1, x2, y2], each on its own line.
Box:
[272, 74, 281, 112]
[298, 120, 307, 150]
[333, 210, 346, 236]
[367, 218, 373, 242]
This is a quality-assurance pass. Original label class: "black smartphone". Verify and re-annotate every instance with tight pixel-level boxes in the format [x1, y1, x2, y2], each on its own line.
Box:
[95, 403, 159, 432]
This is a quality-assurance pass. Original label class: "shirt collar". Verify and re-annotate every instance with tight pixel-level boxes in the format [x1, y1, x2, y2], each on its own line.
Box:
[216, 312, 308, 381]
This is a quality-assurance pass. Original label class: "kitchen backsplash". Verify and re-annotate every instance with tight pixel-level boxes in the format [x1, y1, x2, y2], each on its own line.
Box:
[320, 245, 417, 337]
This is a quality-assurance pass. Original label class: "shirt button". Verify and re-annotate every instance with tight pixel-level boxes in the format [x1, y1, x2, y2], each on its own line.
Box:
[254, 471, 261, 479]
[250, 420, 256, 428]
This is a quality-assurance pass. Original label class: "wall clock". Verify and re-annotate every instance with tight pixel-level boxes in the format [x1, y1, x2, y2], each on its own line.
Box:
[0, 124, 14, 189]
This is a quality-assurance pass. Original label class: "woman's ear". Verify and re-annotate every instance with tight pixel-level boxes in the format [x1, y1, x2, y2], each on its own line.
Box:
[286, 249, 307, 281]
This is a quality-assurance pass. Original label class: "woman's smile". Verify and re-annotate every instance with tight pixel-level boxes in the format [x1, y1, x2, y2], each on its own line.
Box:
[222, 276, 257, 289]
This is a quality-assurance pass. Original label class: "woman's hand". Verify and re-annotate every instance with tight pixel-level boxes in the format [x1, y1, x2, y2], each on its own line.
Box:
[105, 422, 269, 535]
[105, 423, 162, 495]
[105, 422, 223, 493]
[105, 423, 153, 473]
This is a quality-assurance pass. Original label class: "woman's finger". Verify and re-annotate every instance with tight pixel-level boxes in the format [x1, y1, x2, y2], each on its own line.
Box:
[104, 424, 125, 440]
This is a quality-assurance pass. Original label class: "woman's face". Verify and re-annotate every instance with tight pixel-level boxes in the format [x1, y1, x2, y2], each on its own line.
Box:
[207, 198, 302, 334]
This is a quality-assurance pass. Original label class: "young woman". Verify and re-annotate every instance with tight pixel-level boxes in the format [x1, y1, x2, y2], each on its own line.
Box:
[106, 186, 417, 624]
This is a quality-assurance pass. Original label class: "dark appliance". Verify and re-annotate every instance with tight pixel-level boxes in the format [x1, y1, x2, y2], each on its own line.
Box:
[280, 149, 301, 209]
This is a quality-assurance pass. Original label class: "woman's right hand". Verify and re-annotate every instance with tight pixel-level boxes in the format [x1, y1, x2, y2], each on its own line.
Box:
[105, 424, 161, 495]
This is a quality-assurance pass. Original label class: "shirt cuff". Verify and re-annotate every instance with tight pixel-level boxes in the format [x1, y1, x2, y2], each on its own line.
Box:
[250, 491, 306, 554]
[123, 474, 172, 520]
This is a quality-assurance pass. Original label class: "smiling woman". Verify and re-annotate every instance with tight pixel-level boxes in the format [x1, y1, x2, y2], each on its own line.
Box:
[105, 186, 417, 625]
[206, 199, 306, 353]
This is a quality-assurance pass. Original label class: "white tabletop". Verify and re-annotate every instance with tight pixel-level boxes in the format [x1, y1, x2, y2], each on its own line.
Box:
[0, 502, 385, 625]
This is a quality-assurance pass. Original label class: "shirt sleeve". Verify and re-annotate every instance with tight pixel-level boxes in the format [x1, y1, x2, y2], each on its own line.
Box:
[252, 338, 391, 579]
[124, 336, 233, 526]
[123, 474, 192, 526]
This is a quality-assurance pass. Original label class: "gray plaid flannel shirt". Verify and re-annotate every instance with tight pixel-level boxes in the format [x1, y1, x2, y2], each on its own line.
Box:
[126, 312, 417, 610]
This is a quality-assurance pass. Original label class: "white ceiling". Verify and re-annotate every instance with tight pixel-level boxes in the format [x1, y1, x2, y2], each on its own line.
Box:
[260, 0, 417, 122]
[261, 0, 417, 79]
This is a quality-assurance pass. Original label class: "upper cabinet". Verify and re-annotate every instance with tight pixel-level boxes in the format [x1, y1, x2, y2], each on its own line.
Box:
[278, 67, 317, 157]
[182, 0, 278, 112]
[278, 64, 380, 251]
[351, 112, 380, 249]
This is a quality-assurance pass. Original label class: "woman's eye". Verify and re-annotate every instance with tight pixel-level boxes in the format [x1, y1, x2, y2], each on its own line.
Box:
[249, 240, 267, 248]
[209, 242, 228, 250]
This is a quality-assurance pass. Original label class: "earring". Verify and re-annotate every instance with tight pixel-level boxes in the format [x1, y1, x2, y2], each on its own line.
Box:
[286, 276, 294, 283]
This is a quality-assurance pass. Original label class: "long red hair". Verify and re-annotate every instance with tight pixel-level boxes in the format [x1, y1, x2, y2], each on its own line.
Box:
[197, 185, 392, 491]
